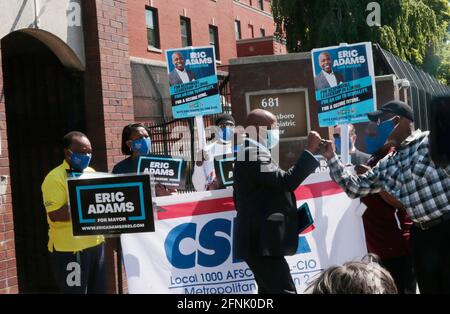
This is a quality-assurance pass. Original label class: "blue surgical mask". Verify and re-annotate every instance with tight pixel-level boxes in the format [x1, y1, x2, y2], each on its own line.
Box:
[364, 120, 395, 154]
[267, 129, 280, 149]
[334, 137, 352, 154]
[132, 137, 151, 156]
[221, 127, 233, 142]
[69, 151, 92, 172]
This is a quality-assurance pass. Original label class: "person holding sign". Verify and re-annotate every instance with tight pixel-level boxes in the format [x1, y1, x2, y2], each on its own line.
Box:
[168, 51, 196, 86]
[233, 109, 321, 294]
[321, 100, 450, 294]
[113, 123, 176, 196]
[314, 51, 345, 90]
[192, 114, 236, 191]
[41, 131, 105, 293]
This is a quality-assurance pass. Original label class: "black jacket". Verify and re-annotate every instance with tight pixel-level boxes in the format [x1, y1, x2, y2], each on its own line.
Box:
[233, 139, 319, 259]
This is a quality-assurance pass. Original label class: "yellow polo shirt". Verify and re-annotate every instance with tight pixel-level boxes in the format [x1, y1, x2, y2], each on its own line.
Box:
[41, 160, 104, 252]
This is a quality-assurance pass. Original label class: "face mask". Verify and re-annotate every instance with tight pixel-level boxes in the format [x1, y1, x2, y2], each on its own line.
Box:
[132, 137, 151, 156]
[364, 119, 395, 154]
[266, 129, 280, 149]
[69, 152, 92, 171]
[334, 137, 352, 154]
[221, 127, 233, 142]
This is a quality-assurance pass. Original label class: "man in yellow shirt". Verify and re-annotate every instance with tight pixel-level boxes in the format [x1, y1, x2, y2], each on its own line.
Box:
[42, 131, 105, 293]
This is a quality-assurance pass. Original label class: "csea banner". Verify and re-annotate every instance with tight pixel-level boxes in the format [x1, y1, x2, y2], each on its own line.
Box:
[165, 46, 222, 119]
[311, 42, 376, 127]
[121, 172, 367, 294]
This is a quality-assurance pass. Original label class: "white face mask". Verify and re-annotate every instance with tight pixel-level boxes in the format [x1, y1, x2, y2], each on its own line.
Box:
[266, 129, 280, 149]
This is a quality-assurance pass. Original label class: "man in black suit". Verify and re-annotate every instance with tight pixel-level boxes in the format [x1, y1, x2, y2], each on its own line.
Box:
[314, 51, 345, 90]
[233, 109, 321, 294]
[169, 52, 196, 86]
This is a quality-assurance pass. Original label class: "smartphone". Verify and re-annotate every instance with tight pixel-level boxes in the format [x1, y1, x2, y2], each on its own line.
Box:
[297, 202, 314, 234]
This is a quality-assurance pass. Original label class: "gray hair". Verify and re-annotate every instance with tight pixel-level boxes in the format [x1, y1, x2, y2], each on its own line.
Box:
[306, 255, 398, 294]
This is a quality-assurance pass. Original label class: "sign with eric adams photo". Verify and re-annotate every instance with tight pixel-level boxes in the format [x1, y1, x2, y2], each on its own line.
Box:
[311, 42, 376, 127]
[165, 46, 222, 119]
[67, 174, 155, 236]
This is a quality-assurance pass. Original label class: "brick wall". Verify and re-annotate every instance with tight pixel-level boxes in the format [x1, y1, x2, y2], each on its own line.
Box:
[83, 0, 134, 172]
[82, 0, 134, 293]
[237, 37, 282, 57]
[0, 44, 18, 294]
[128, 0, 276, 64]
[273, 40, 287, 55]
[233, 0, 275, 40]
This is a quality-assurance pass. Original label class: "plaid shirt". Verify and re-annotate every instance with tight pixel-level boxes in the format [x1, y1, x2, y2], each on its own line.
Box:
[327, 130, 450, 223]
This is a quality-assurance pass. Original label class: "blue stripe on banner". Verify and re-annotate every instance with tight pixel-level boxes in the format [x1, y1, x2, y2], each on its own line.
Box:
[315, 76, 373, 101]
[318, 98, 376, 127]
[173, 94, 222, 119]
[170, 75, 218, 95]
[296, 236, 312, 254]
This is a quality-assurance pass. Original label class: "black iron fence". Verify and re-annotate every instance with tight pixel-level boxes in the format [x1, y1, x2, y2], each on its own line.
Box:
[143, 74, 232, 193]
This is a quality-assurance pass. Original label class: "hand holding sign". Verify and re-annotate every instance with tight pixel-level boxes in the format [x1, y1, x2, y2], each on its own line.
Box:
[206, 179, 220, 191]
[155, 183, 177, 196]
[195, 149, 210, 167]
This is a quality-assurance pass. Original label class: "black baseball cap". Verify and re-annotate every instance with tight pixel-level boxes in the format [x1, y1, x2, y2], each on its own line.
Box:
[215, 113, 235, 126]
[367, 100, 414, 122]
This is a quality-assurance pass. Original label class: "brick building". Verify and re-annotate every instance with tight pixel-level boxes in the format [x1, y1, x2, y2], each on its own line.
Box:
[128, 0, 276, 63]
[0, 0, 282, 293]
[127, 0, 282, 122]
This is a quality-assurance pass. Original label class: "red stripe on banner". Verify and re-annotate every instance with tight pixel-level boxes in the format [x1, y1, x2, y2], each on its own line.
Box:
[157, 181, 343, 220]
[157, 197, 235, 220]
[294, 181, 343, 200]
[300, 225, 315, 235]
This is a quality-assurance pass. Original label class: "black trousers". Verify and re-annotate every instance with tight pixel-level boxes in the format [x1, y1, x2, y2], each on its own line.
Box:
[411, 219, 450, 294]
[381, 254, 416, 294]
[245, 256, 296, 294]
[51, 243, 106, 294]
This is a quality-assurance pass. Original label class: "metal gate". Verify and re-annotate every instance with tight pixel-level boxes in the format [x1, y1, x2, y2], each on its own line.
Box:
[144, 75, 232, 193]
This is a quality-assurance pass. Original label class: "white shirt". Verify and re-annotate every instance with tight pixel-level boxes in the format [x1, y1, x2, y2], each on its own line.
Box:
[322, 70, 338, 87]
[192, 140, 233, 191]
[176, 68, 190, 83]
